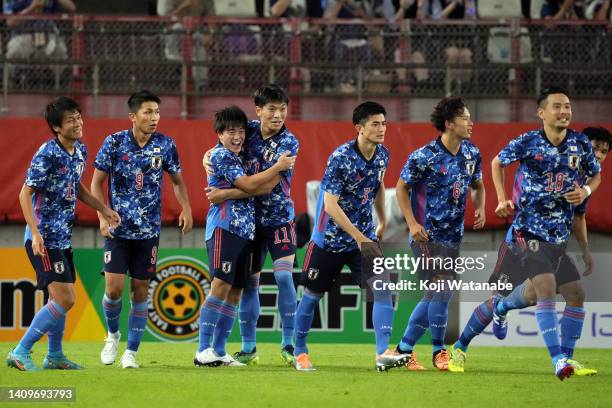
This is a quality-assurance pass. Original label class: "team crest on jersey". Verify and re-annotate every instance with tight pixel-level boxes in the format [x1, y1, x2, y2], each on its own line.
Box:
[466, 161, 475, 176]
[53, 261, 65, 274]
[528, 240, 540, 252]
[263, 147, 275, 162]
[104, 251, 112, 264]
[378, 170, 385, 182]
[221, 261, 232, 274]
[568, 155, 580, 170]
[152, 156, 162, 170]
[307, 268, 319, 280]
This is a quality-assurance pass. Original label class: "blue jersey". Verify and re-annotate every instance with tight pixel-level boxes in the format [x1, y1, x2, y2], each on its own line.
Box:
[205, 145, 255, 241]
[311, 140, 389, 253]
[94, 129, 181, 240]
[500, 129, 600, 244]
[244, 120, 299, 227]
[401, 138, 482, 245]
[24, 138, 87, 249]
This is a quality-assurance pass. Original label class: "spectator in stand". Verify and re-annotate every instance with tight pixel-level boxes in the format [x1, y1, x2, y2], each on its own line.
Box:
[394, 1, 473, 83]
[3, 0, 76, 82]
[585, 0, 611, 20]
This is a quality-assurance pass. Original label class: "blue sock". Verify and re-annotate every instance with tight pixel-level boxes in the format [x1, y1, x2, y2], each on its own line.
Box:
[126, 301, 148, 352]
[373, 299, 394, 355]
[198, 296, 223, 352]
[294, 290, 322, 356]
[429, 289, 452, 353]
[47, 314, 66, 358]
[238, 275, 259, 353]
[560, 306, 585, 359]
[274, 260, 297, 348]
[496, 281, 530, 315]
[455, 297, 495, 352]
[16, 300, 65, 354]
[399, 292, 432, 352]
[102, 294, 122, 334]
[535, 299, 563, 366]
[212, 302, 236, 356]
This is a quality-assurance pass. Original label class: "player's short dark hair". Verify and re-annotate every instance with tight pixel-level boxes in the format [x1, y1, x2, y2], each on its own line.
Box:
[430, 97, 467, 132]
[537, 86, 569, 107]
[214, 105, 248, 134]
[45, 96, 81, 136]
[352, 101, 386, 126]
[128, 90, 161, 112]
[583, 127, 612, 148]
[254, 84, 289, 107]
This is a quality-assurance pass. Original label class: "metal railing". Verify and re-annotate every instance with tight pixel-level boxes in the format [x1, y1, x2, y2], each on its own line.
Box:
[0, 15, 610, 119]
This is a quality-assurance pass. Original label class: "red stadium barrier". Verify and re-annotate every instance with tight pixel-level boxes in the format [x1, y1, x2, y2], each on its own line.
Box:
[1, 118, 610, 233]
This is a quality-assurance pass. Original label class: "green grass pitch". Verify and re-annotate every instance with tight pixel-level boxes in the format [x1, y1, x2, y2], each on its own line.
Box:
[1, 342, 611, 408]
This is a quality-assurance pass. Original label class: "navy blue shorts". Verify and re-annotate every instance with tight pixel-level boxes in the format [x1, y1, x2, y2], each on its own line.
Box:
[300, 241, 361, 293]
[410, 241, 460, 280]
[103, 236, 159, 280]
[206, 228, 252, 289]
[251, 221, 297, 272]
[488, 240, 526, 296]
[513, 230, 566, 279]
[25, 240, 76, 290]
[556, 253, 581, 287]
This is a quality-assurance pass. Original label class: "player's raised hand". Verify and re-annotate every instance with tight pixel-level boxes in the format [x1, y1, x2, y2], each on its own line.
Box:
[409, 222, 429, 242]
[563, 182, 588, 205]
[582, 250, 594, 277]
[202, 148, 215, 176]
[275, 152, 296, 172]
[495, 200, 514, 218]
[178, 208, 193, 234]
[473, 208, 486, 229]
[205, 186, 228, 204]
[31, 231, 45, 256]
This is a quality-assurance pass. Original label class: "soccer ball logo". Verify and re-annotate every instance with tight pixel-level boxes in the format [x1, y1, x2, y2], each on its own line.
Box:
[148, 256, 211, 342]
[160, 279, 199, 319]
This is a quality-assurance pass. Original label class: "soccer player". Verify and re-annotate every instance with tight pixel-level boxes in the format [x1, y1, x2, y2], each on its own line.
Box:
[449, 126, 610, 375]
[205, 85, 300, 365]
[489, 87, 600, 380]
[194, 105, 295, 367]
[7, 97, 121, 371]
[91, 90, 193, 369]
[394, 97, 485, 371]
[293, 101, 407, 372]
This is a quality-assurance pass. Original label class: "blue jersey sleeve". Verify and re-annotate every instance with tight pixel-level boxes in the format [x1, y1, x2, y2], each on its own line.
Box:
[211, 149, 246, 185]
[94, 135, 115, 173]
[277, 135, 299, 178]
[25, 145, 53, 192]
[400, 149, 427, 186]
[472, 151, 483, 184]
[498, 134, 527, 167]
[580, 138, 601, 178]
[163, 139, 181, 174]
[320, 153, 344, 196]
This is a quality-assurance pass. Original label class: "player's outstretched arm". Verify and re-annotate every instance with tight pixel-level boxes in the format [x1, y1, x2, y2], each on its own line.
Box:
[232, 153, 294, 195]
[395, 178, 428, 242]
[169, 172, 193, 234]
[470, 179, 486, 229]
[323, 191, 371, 249]
[19, 184, 44, 256]
[205, 176, 281, 204]
[374, 182, 387, 241]
[491, 155, 514, 218]
[572, 212, 593, 276]
[77, 183, 121, 229]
